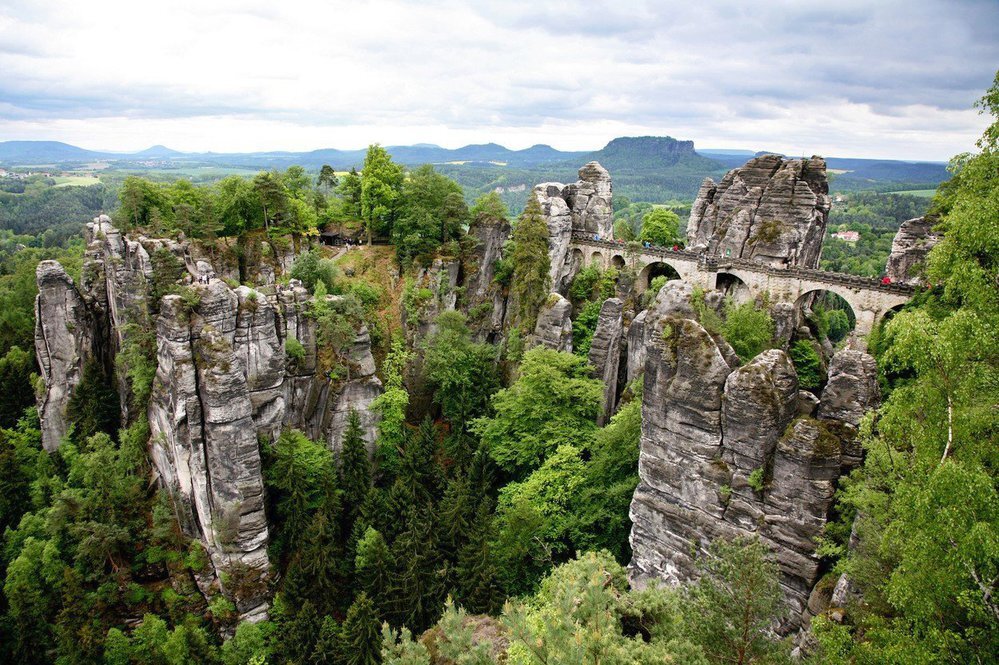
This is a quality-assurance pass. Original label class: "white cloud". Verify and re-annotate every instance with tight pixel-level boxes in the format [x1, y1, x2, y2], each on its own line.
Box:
[0, 0, 995, 160]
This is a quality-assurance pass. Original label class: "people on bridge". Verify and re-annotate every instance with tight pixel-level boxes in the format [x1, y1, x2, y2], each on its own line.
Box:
[881, 276, 892, 285]
[672, 245, 679, 252]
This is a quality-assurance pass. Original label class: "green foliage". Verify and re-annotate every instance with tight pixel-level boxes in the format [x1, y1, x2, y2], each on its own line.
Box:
[691, 286, 723, 334]
[501, 551, 705, 665]
[473, 347, 602, 476]
[820, 192, 930, 277]
[571, 299, 603, 358]
[355, 527, 393, 614]
[639, 207, 682, 246]
[340, 409, 372, 524]
[720, 300, 774, 362]
[423, 311, 500, 439]
[509, 197, 551, 330]
[264, 429, 334, 561]
[469, 192, 509, 222]
[394, 164, 468, 263]
[285, 336, 306, 365]
[65, 360, 120, 445]
[682, 538, 789, 664]
[810, 74, 999, 663]
[372, 337, 411, 475]
[0, 346, 36, 428]
[361, 145, 405, 243]
[789, 340, 825, 390]
[291, 248, 339, 292]
[747, 467, 766, 492]
[343, 593, 382, 665]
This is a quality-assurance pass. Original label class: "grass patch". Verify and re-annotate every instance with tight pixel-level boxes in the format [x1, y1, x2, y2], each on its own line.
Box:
[53, 175, 102, 187]
[886, 189, 937, 197]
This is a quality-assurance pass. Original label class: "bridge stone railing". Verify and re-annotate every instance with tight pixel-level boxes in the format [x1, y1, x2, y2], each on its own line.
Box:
[568, 233, 916, 296]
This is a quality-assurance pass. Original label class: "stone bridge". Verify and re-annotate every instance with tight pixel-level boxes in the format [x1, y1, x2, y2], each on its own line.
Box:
[568, 233, 916, 337]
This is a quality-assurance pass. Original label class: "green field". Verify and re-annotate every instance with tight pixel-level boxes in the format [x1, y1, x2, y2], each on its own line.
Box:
[53, 175, 102, 187]
[887, 188, 937, 197]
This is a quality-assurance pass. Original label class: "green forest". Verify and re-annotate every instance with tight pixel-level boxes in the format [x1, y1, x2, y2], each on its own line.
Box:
[0, 74, 996, 665]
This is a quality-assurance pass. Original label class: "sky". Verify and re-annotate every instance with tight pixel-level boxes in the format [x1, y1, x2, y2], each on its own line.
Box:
[1, 0, 997, 161]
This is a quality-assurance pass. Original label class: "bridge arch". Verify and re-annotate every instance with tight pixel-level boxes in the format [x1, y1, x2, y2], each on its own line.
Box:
[715, 272, 752, 304]
[637, 261, 682, 293]
[611, 254, 626, 270]
[794, 289, 857, 343]
[589, 250, 604, 268]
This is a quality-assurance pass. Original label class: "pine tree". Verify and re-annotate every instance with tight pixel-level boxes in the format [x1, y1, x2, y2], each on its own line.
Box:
[398, 417, 442, 506]
[456, 501, 504, 615]
[509, 195, 551, 330]
[354, 526, 394, 615]
[339, 409, 372, 527]
[282, 600, 322, 665]
[389, 507, 444, 632]
[311, 615, 345, 665]
[299, 478, 346, 615]
[438, 473, 475, 561]
[343, 593, 382, 665]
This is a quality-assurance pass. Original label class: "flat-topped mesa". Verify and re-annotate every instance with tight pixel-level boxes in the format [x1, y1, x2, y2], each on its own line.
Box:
[686, 154, 831, 268]
[885, 216, 940, 285]
[535, 161, 613, 291]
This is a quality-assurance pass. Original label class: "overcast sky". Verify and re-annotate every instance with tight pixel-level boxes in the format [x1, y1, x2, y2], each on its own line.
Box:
[1, 0, 996, 160]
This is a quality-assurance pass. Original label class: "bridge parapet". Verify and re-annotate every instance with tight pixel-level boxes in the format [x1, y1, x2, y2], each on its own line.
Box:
[567, 233, 917, 296]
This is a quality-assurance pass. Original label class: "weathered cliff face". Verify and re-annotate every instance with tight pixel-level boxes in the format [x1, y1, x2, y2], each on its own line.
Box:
[34, 261, 98, 451]
[149, 293, 270, 620]
[588, 298, 624, 426]
[462, 214, 512, 341]
[34, 219, 384, 620]
[627, 282, 879, 628]
[885, 216, 939, 285]
[535, 161, 613, 291]
[686, 155, 831, 268]
[529, 293, 573, 353]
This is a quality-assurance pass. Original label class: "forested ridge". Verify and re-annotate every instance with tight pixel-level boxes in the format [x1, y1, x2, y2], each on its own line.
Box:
[0, 75, 995, 664]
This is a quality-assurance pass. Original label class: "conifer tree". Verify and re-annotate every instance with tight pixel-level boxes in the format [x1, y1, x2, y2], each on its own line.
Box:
[299, 478, 346, 614]
[339, 409, 372, 527]
[509, 195, 551, 330]
[311, 615, 345, 665]
[456, 500, 504, 615]
[438, 473, 475, 560]
[343, 593, 382, 665]
[389, 506, 446, 633]
[282, 600, 322, 665]
[398, 416, 442, 506]
[354, 527, 394, 615]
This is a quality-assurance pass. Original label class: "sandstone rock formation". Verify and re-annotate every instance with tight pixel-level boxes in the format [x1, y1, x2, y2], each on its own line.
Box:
[535, 161, 613, 291]
[686, 155, 831, 268]
[530, 293, 573, 353]
[34, 261, 98, 451]
[462, 213, 512, 341]
[34, 219, 384, 620]
[885, 216, 939, 285]
[628, 286, 880, 628]
[587, 298, 624, 425]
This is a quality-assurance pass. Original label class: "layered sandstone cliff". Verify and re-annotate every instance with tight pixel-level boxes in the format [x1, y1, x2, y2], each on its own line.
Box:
[34, 218, 383, 620]
[627, 281, 879, 628]
[885, 216, 939, 285]
[535, 161, 613, 291]
[686, 155, 831, 268]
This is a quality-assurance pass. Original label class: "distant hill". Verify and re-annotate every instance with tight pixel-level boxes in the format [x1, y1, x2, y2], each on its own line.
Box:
[0, 140, 106, 163]
[0, 137, 949, 201]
